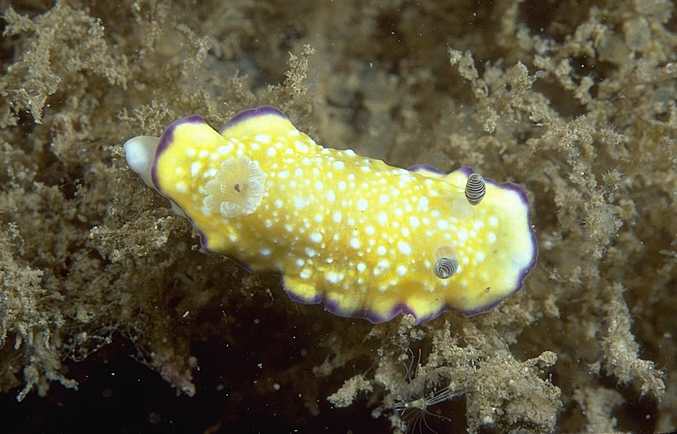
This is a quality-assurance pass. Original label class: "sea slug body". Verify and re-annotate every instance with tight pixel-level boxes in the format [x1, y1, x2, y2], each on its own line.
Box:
[124, 106, 537, 323]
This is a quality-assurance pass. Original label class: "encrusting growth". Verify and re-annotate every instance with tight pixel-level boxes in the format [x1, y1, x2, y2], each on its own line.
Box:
[124, 107, 537, 323]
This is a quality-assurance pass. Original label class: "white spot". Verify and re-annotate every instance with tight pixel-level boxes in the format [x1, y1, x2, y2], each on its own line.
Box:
[489, 216, 498, 227]
[310, 232, 323, 243]
[350, 238, 361, 249]
[325, 271, 341, 284]
[191, 162, 202, 177]
[399, 174, 413, 185]
[305, 247, 317, 257]
[377, 246, 387, 256]
[296, 258, 305, 267]
[379, 194, 390, 204]
[374, 259, 390, 275]
[475, 252, 486, 263]
[255, 134, 271, 143]
[314, 214, 323, 223]
[357, 199, 368, 211]
[332, 211, 342, 223]
[409, 216, 420, 228]
[274, 199, 283, 208]
[264, 219, 273, 228]
[204, 168, 217, 178]
[473, 221, 484, 230]
[186, 148, 196, 156]
[315, 181, 324, 190]
[458, 229, 468, 242]
[326, 190, 336, 202]
[260, 248, 272, 256]
[216, 143, 233, 154]
[488, 232, 497, 243]
[397, 265, 407, 276]
[344, 149, 356, 156]
[176, 182, 187, 193]
[333, 161, 345, 170]
[357, 262, 367, 272]
[377, 212, 388, 225]
[199, 150, 208, 158]
[294, 141, 309, 152]
[365, 226, 375, 235]
[294, 168, 303, 177]
[418, 197, 429, 210]
[300, 269, 312, 279]
[437, 220, 449, 230]
[397, 241, 412, 255]
[338, 181, 347, 191]
[278, 171, 289, 179]
[294, 197, 307, 208]
[251, 142, 260, 150]
[266, 148, 276, 157]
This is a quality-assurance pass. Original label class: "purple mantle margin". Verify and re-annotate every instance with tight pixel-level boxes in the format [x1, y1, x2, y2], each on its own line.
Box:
[221, 106, 287, 133]
[150, 114, 206, 190]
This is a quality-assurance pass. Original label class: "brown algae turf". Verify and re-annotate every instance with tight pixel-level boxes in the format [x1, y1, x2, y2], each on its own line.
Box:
[0, 1, 674, 433]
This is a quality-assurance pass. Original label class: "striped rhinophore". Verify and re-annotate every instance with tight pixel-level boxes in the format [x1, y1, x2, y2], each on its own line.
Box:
[434, 256, 459, 279]
[465, 173, 486, 206]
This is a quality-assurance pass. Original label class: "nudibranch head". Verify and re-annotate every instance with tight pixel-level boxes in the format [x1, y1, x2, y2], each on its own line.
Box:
[124, 135, 160, 190]
[124, 106, 537, 323]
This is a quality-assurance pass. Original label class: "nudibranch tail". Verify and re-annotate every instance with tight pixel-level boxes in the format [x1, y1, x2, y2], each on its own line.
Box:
[125, 106, 537, 324]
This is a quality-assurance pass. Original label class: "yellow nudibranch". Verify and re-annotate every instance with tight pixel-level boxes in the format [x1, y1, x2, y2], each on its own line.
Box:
[124, 107, 536, 323]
